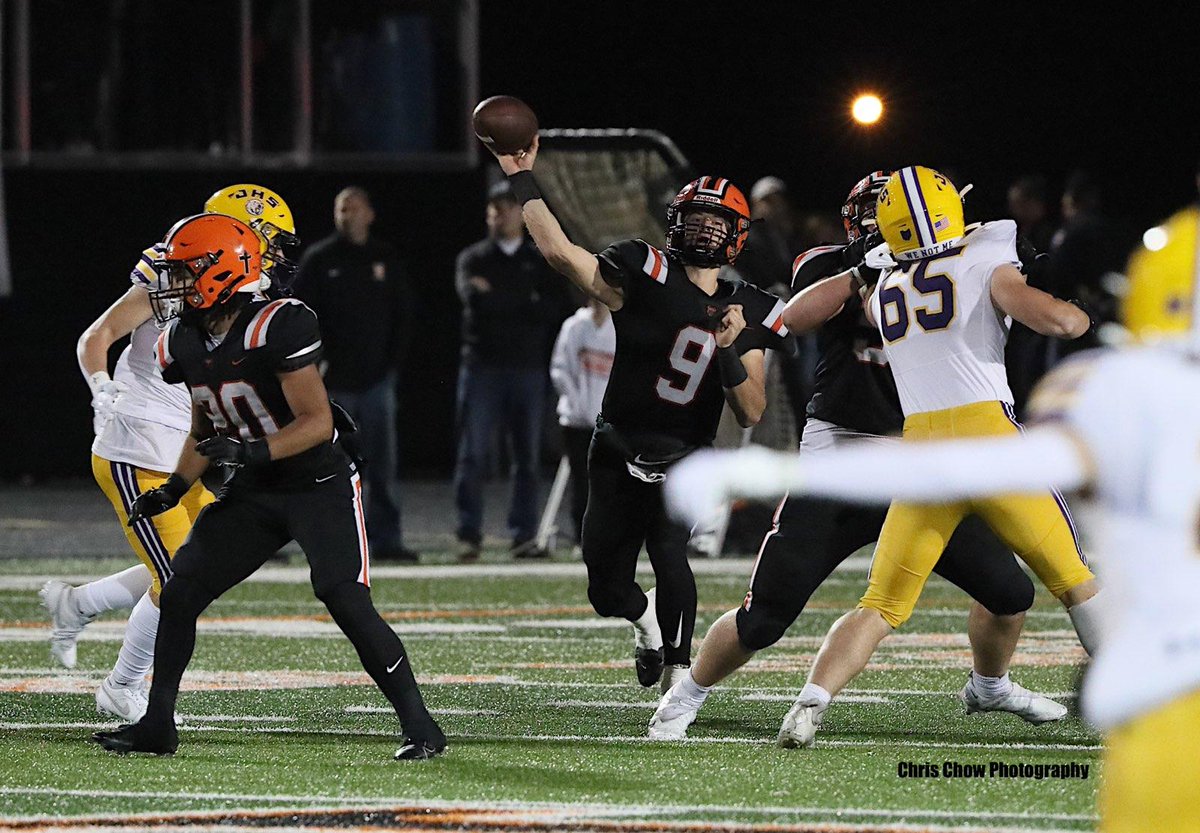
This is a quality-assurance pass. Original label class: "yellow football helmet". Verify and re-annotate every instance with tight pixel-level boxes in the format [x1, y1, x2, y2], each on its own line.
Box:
[1122, 205, 1199, 342]
[204, 184, 299, 280]
[876, 166, 965, 260]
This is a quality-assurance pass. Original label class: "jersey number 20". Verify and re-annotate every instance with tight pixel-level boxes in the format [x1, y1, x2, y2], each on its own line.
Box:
[879, 247, 961, 343]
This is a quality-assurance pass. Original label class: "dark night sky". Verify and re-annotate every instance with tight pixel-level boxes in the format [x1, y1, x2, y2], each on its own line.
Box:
[479, 3, 1200, 230]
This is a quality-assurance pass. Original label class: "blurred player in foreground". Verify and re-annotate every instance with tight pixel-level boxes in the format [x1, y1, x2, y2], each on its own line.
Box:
[489, 136, 787, 691]
[649, 172, 1058, 740]
[666, 322, 1200, 831]
[43, 185, 297, 722]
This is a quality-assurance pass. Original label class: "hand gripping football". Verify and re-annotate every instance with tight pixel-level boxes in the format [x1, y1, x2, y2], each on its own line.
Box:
[472, 95, 539, 155]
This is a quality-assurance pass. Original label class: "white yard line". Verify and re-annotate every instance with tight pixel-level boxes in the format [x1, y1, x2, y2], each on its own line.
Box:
[0, 721, 1103, 751]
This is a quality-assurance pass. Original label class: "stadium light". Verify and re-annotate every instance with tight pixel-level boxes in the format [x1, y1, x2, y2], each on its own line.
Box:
[852, 94, 883, 125]
[1143, 226, 1169, 251]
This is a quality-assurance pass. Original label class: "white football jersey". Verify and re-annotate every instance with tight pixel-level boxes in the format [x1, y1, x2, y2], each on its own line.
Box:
[868, 221, 1019, 415]
[1030, 346, 1200, 728]
[91, 244, 193, 472]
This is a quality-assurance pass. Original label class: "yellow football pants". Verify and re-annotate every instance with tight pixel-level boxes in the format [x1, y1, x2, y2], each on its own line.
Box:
[91, 453, 215, 594]
[860, 401, 1094, 627]
[1100, 688, 1200, 832]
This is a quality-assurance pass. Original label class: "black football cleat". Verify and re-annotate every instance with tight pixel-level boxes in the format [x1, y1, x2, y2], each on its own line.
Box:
[394, 737, 447, 760]
[91, 720, 178, 755]
[635, 646, 665, 688]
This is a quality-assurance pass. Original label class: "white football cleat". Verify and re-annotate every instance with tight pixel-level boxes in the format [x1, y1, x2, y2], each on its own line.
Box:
[660, 663, 690, 695]
[959, 677, 1068, 724]
[777, 696, 826, 749]
[40, 580, 94, 669]
[648, 683, 701, 740]
[96, 676, 150, 723]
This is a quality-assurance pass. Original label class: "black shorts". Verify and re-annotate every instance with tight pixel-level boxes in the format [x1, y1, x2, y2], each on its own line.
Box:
[170, 466, 371, 599]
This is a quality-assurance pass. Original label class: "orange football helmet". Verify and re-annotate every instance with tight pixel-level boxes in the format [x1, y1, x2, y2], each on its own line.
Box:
[150, 214, 263, 323]
[666, 176, 751, 267]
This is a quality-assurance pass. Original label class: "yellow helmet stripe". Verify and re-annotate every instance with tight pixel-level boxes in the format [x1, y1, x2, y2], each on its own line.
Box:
[897, 166, 937, 248]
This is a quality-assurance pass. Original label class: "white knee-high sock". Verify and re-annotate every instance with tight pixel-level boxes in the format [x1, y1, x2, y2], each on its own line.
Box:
[109, 592, 159, 686]
[1068, 591, 1111, 657]
[77, 565, 153, 618]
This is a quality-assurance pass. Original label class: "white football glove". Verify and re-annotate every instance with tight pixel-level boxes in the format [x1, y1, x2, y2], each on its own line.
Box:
[89, 372, 128, 435]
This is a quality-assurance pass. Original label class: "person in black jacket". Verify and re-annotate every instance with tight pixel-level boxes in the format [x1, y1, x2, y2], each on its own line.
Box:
[452, 181, 562, 561]
[292, 187, 419, 562]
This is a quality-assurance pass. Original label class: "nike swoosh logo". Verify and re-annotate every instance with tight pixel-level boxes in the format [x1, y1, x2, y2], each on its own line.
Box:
[633, 454, 666, 466]
[231, 357, 247, 365]
[315, 474, 337, 483]
[667, 613, 684, 648]
[387, 656, 406, 673]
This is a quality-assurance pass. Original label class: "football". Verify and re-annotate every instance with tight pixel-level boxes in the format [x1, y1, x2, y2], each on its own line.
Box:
[472, 95, 539, 155]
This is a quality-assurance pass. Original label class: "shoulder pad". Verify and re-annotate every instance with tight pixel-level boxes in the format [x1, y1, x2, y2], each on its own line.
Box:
[242, 298, 311, 351]
[130, 243, 165, 288]
[964, 219, 1018, 247]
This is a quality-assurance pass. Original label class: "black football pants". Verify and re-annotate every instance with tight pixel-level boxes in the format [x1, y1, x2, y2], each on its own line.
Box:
[581, 439, 696, 667]
[142, 469, 443, 743]
[735, 495, 1035, 651]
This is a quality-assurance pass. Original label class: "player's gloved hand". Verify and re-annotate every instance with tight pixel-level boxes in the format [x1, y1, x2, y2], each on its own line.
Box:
[1067, 298, 1098, 335]
[89, 372, 128, 435]
[196, 435, 271, 468]
[842, 232, 884, 290]
[128, 474, 190, 525]
[1016, 235, 1052, 290]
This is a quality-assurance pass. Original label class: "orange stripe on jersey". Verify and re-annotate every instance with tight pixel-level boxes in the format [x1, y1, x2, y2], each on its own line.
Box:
[763, 298, 789, 336]
[641, 243, 669, 284]
[791, 245, 843, 281]
[244, 299, 290, 350]
[155, 330, 169, 370]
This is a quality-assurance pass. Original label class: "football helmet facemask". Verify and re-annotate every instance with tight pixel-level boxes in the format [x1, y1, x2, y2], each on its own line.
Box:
[149, 214, 264, 324]
[204, 184, 300, 285]
[666, 176, 751, 267]
[876, 166, 966, 261]
[841, 170, 891, 242]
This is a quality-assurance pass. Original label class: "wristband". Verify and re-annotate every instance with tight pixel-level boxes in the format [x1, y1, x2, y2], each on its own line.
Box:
[717, 346, 748, 389]
[507, 170, 542, 205]
[88, 370, 112, 394]
[162, 473, 191, 501]
[244, 439, 272, 466]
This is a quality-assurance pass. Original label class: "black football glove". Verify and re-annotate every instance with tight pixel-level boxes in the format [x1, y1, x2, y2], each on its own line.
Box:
[195, 435, 271, 468]
[841, 232, 884, 290]
[1015, 234, 1052, 290]
[128, 474, 190, 526]
[1067, 298, 1098, 335]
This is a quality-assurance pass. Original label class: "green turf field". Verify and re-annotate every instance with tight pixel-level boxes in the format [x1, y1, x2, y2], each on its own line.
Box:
[0, 554, 1100, 832]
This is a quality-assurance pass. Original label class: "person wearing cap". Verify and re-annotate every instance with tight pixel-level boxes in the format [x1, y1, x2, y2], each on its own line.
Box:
[452, 181, 564, 561]
[292, 187, 420, 562]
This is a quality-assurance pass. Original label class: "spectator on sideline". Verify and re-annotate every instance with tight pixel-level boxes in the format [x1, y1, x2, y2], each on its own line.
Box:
[1007, 175, 1056, 252]
[452, 181, 561, 562]
[292, 187, 419, 562]
[550, 297, 615, 547]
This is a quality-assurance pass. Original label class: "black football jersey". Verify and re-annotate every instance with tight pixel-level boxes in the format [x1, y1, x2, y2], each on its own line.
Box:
[156, 298, 342, 489]
[596, 239, 789, 447]
[791, 245, 903, 435]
